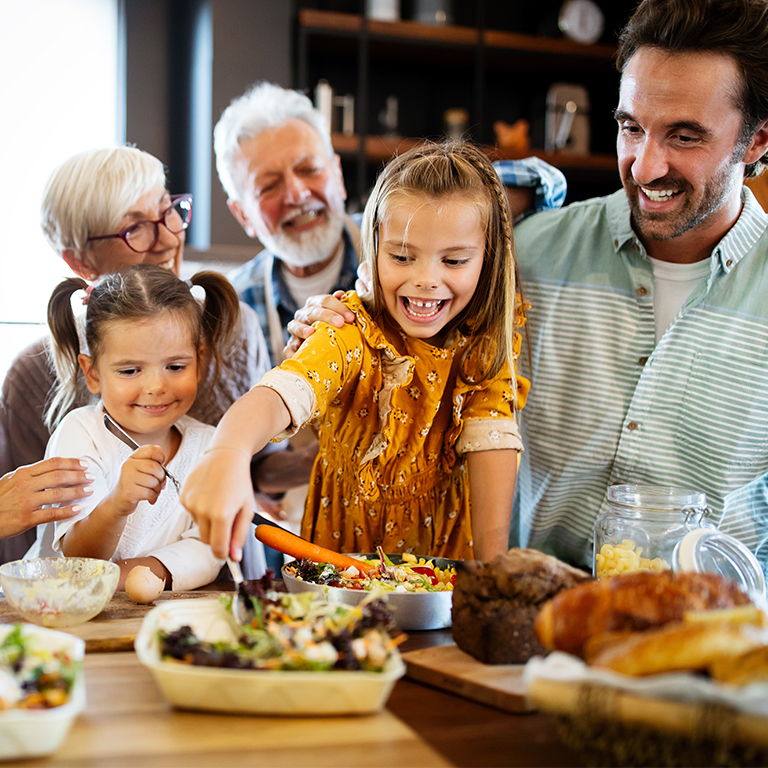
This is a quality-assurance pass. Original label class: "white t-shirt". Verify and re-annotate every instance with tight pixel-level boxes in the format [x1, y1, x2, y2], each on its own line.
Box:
[650, 256, 710, 342]
[280, 246, 344, 310]
[26, 404, 266, 589]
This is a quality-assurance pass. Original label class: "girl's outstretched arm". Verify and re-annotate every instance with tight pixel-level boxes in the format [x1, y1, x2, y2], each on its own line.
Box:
[467, 449, 518, 561]
[180, 386, 292, 561]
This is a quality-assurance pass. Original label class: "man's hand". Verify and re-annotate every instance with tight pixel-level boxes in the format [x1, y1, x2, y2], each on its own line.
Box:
[284, 291, 355, 357]
[283, 262, 373, 357]
[504, 186, 535, 220]
[0, 457, 93, 539]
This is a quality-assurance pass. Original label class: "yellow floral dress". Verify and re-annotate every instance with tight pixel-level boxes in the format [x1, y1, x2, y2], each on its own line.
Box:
[257, 293, 529, 560]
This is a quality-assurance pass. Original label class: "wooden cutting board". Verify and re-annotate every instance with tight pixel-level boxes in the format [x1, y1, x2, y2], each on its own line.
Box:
[0, 589, 226, 653]
[402, 643, 533, 713]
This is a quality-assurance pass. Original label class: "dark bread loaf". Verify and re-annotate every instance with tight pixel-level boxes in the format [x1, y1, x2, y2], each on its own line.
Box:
[451, 548, 592, 664]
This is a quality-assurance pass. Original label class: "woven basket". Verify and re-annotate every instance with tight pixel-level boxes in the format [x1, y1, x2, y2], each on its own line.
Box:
[529, 678, 768, 767]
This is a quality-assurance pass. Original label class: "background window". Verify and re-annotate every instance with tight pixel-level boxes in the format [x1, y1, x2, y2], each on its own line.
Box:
[0, 0, 119, 378]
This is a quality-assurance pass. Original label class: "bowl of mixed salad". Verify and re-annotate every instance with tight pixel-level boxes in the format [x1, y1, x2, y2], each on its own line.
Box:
[135, 575, 406, 715]
[0, 623, 85, 760]
[282, 550, 458, 630]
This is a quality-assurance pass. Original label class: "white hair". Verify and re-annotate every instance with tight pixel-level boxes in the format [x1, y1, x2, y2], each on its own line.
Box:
[214, 81, 333, 202]
[40, 146, 166, 255]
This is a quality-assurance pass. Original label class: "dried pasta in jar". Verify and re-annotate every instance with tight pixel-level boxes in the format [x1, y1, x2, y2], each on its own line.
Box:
[595, 539, 670, 580]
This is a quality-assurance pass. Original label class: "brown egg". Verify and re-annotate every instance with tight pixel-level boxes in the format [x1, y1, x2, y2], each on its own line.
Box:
[125, 566, 165, 604]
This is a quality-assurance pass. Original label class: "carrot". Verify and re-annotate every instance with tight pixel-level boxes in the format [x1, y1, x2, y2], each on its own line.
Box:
[255, 525, 377, 576]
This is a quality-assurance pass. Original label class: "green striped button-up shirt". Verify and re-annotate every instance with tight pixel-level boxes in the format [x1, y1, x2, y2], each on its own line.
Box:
[513, 187, 768, 577]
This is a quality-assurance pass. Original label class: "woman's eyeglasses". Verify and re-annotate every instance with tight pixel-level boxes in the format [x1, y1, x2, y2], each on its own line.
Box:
[87, 194, 192, 254]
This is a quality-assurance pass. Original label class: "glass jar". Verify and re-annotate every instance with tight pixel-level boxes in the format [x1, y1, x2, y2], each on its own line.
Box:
[595, 485, 707, 579]
[594, 484, 765, 594]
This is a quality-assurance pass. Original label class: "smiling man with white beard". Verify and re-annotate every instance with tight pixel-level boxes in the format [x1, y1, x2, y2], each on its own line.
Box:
[215, 82, 360, 369]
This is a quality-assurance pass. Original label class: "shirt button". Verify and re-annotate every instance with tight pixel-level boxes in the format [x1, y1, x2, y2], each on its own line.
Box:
[627, 421, 639, 431]
[637, 286, 648, 297]
[638, 356, 648, 366]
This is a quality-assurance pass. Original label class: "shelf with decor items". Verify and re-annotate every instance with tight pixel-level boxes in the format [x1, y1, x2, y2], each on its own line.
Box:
[330, 131, 618, 179]
[296, 5, 629, 207]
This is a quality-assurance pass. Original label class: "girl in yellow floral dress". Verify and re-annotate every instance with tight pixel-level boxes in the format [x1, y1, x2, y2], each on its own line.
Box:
[182, 141, 529, 563]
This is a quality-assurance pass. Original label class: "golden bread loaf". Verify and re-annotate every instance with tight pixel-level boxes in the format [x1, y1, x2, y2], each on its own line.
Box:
[534, 571, 752, 658]
[589, 621, 768, 676]
[709, 644, 768, 685]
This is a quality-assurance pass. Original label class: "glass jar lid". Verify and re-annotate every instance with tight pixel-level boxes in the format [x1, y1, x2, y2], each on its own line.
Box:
[675, 527, 766, 596]
[607, 484, 707, 514]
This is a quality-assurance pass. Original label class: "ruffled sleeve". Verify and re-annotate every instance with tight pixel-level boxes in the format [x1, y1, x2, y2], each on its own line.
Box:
[447, 330, 530, 457]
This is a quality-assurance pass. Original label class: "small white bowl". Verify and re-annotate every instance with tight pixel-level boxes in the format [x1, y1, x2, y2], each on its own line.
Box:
[0, 624, 85, 760]
[0, 558, 119, 628]
[135, 598, 405, 716]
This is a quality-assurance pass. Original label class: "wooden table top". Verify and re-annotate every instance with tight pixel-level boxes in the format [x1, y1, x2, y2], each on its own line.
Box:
[1, 587, 584, 768]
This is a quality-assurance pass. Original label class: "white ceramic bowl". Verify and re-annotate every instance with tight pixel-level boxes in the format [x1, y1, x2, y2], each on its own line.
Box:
[0, 558, 119, 628]
[282, 554, 458, 630]
[0, 624, 85, 760]
[135, 598, 405, 716]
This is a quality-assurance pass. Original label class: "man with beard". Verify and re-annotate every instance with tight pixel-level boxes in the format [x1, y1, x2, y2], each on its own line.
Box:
[501, 0, 768, 575]
[289, 0, 768, 577]
[214, 82, 358, 368]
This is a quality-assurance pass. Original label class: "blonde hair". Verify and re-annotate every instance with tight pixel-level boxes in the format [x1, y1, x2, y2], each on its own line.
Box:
[361, 140, 520, 386]
[40, 146, 166, 254]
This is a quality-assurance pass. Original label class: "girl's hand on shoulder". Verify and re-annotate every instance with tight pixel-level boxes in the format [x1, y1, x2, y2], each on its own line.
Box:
[110, 444, 167, 516]
[180, 448, 255, 561]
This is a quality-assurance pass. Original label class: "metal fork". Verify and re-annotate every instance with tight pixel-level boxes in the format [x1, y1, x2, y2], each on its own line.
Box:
[102, 411, 182, 493]
[226, 557, 253, 626]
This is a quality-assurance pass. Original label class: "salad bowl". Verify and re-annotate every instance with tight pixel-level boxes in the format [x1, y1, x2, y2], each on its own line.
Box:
[282, 553, 459, 630]
[135, 597, 405, 715]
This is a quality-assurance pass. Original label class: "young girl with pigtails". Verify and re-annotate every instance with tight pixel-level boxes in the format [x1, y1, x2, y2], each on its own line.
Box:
[183, 140, 530, 565]
[26, 264, 264, 590]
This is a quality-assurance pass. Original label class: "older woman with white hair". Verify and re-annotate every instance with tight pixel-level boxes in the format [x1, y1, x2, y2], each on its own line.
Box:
[0, 146, 287, 568]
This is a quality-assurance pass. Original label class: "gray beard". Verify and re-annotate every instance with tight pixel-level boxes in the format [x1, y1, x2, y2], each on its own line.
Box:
[257, 211, 345, 268]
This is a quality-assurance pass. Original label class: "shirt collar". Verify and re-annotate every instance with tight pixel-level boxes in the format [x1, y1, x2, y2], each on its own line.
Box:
[714, 186, 768, 274]
[607, 185, 768, 273]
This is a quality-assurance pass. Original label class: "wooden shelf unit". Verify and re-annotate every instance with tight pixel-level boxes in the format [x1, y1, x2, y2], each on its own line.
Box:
[330, 132, 617, 179]
[296, 7, 623, 204]
[299, 10, 615, 60]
